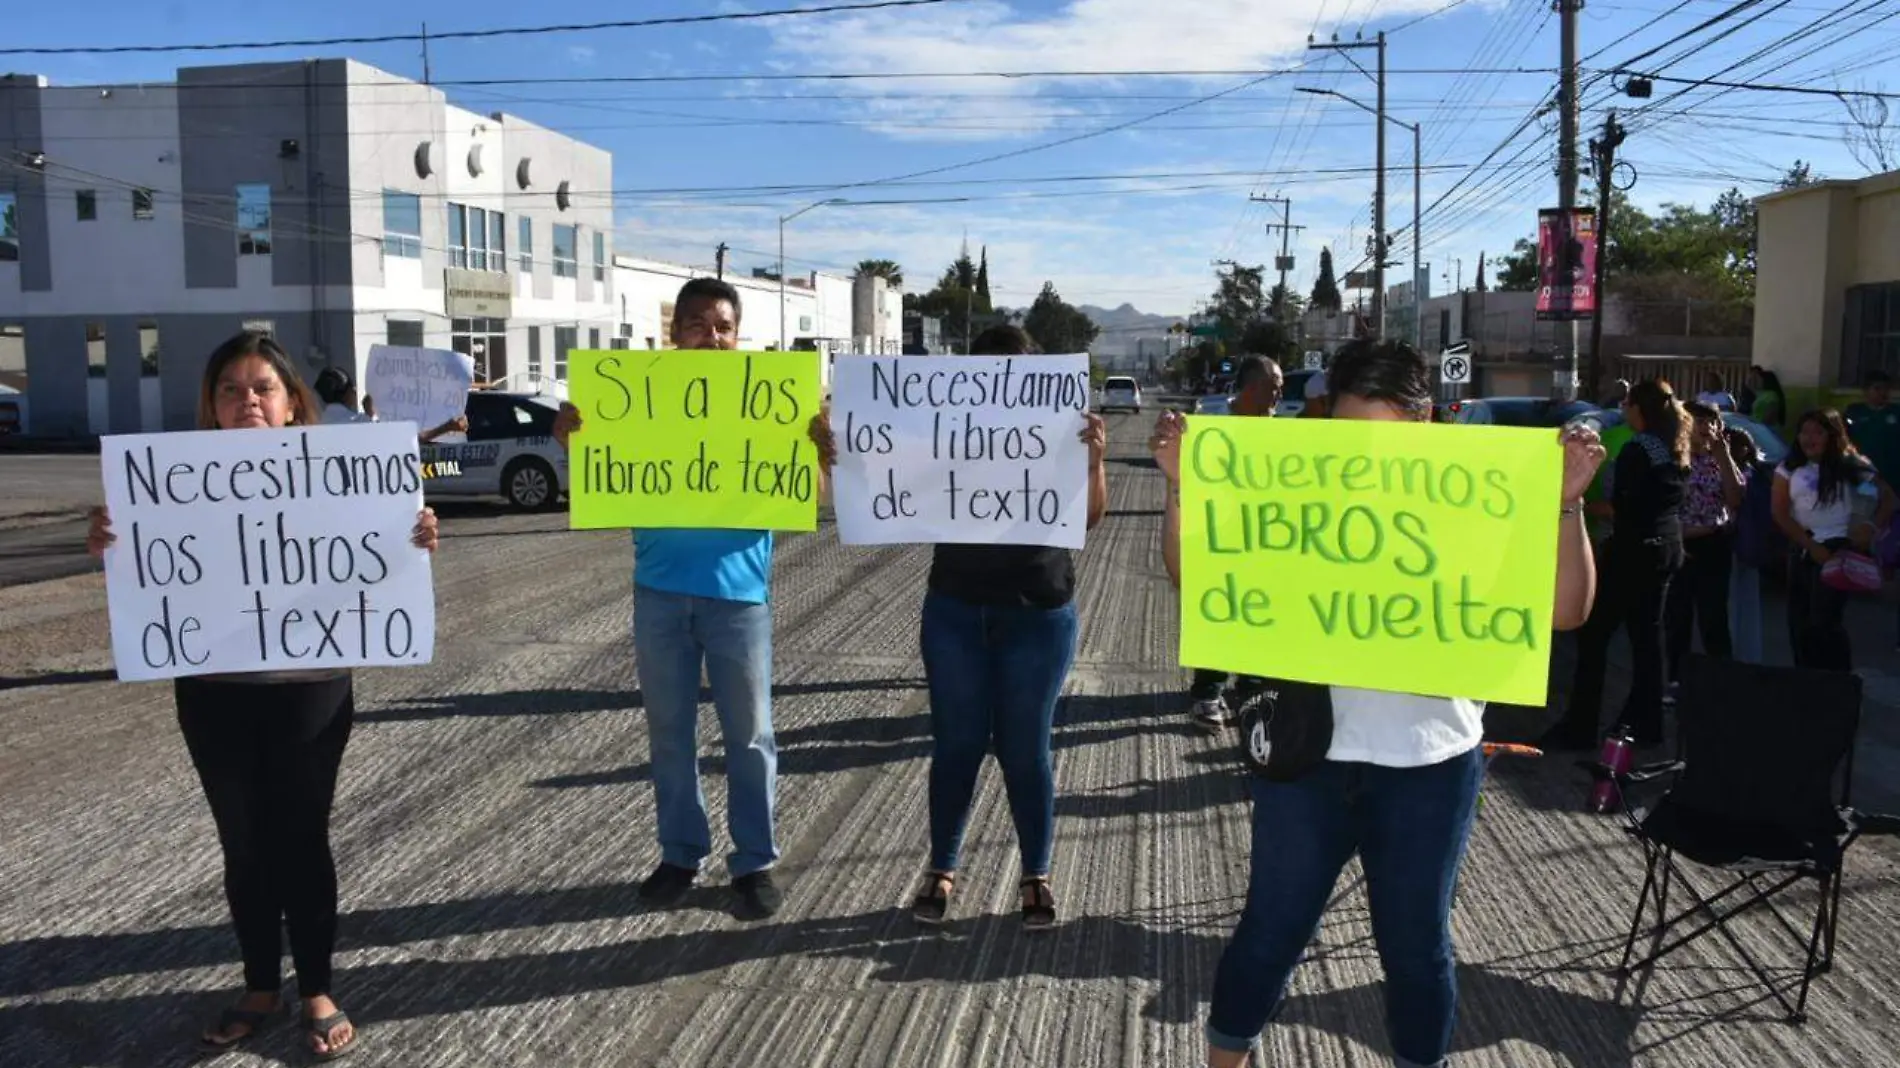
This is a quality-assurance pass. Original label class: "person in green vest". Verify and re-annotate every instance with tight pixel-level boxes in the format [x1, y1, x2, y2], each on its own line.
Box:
[1845, 371, 1900, 488]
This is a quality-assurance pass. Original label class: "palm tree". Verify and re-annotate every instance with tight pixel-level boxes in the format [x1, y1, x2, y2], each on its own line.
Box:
[854, 258, 904, 289]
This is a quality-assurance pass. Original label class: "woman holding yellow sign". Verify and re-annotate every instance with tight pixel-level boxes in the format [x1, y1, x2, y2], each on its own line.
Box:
[1149, 338, 1604, 1068]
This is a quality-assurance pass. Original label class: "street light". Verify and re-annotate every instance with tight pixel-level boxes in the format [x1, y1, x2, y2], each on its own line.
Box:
[1297, 86, 1424, 351]
[779, 198, 843, 350]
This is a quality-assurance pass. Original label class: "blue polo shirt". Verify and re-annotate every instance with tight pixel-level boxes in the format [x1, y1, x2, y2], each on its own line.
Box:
[633, 529, 773, 604]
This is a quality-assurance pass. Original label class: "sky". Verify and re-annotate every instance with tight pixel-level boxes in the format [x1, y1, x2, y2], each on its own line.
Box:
[8, 0, 1894, 317]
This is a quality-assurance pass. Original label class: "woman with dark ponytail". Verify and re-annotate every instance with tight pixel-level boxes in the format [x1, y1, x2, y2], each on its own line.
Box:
[1773, 409, 1895, 670]
[1549, 378, 1689, 749]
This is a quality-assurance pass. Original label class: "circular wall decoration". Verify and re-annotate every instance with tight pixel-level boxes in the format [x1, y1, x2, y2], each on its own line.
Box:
[516, 158, 533, 190]
[467, 143, 485, 177]
[413, 141, 434, 179]
[556, 180, 571, 212]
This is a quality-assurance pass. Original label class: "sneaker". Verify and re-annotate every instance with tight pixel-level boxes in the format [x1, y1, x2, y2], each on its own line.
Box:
[732, 870, 783, 921]
[638, 862, 697, 907]
[1191, 697, 1235, 733]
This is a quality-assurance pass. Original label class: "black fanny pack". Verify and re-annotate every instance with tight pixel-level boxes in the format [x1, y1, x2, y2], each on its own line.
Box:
[1233, 679, 1335, 782]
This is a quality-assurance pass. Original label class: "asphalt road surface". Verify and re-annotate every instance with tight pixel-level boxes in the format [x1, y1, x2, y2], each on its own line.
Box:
[3, 411, 1899, 1067]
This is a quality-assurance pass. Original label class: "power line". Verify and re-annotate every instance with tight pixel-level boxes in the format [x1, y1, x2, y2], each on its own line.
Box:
[0, 0, 971, 57]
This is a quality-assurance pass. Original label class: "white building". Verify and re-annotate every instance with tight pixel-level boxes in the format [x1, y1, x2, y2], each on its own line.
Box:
[0, 61, 614, 436]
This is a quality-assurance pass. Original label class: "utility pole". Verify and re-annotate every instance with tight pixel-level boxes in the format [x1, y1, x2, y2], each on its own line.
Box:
[1308, 31, 1388, 339]
[1553, 0, 1584, 400]
[1252, 195, 1306, 320]
[715, 243, 728, 279]
[1585, 110, 1626, 401]
[421, 23, 432, 85]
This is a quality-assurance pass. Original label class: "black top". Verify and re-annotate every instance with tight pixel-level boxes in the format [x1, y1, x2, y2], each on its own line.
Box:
[1610, 432, 1687, 550]
[928, 544, 1076, 610]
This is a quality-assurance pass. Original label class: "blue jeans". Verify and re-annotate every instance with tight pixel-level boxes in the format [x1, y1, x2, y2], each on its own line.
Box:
[633, 585, 779, 878]
[919, 591, 1079, 877]
[1207, 747, 1483, 1068]
[1729, 561, 1763, 663]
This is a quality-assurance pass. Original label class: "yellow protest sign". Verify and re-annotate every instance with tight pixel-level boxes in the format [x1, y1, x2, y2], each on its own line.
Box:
[567, 349, 822, 531]
[1180, 417, 1562, 705]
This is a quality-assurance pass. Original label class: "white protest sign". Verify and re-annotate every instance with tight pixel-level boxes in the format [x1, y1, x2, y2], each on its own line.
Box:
[364, 345, 474, 432]
[831, 353, 1091, 549]
[100, 423, 437, 681]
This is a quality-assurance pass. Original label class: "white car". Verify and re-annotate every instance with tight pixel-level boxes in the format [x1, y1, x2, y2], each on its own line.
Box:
[420, 391, 569, 510]
[1102, 376, 1143, 413]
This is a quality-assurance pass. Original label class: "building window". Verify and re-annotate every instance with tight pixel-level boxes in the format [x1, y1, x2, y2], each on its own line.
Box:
[76, 190, 97, 221]
[447, 204, 468, 269]
[387, 319, 425, 347]
[139, 321, 160, 377]
[592, 230, 605, 282]
[554, 325, 577, 380]
[383, 191, 422, 259]
[552, 224, 577, 279]
[132, 188, 155, 221]
[518, 216, 533, 273]
[611, 322, 632, 350]
[236, 184, 271, 255]
[451, 316, 508, 380]
[468, 206, 489, 271]
[1844, 283, 1900, 384]
[0, 192, 16, 261]
[588, 327, 600, 350]
[86, 322, 107, 378]
[489, 211, 506, 274]
[527, 325, 542, 378]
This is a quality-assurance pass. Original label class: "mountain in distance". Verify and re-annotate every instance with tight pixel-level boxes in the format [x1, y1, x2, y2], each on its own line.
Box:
[1079, 303, 1184, 357]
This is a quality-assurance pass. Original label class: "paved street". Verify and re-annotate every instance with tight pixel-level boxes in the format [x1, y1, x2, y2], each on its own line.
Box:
[3, 413, 1899, 1068]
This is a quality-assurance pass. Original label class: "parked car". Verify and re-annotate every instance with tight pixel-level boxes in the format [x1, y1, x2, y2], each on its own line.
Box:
[1278, 369, 1323, 418]
[420, 391, 569, 510]
[1566, 407, 1790, 466]
[1101, 376, 1143, 413]
[1444, 396, 1600, 428]
[1193, 394, 1233, 415]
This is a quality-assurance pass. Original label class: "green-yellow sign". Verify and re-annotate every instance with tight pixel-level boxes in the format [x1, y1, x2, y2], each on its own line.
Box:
[1179, 416, 1563, 704]
[567, 349, 823, 531]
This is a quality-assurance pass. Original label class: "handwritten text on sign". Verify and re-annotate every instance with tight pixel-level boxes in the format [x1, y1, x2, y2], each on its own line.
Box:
[831, 354, 1091, 548]
[364, 345, 474, 432]
[100, 424, 437, 681]
[1179, 418, 1561, 704]
[566, 349, 822, 531]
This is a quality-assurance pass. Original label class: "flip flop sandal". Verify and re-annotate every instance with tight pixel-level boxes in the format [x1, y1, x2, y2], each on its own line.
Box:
[300, 1010, 359, 1062]
[911, 871, 955, 926]
[199, 1002, 281, 1051]
[1020, 877, 1057, 933]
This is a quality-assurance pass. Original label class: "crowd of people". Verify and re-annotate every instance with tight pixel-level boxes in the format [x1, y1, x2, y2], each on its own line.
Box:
[80, 273, 1899, 1065]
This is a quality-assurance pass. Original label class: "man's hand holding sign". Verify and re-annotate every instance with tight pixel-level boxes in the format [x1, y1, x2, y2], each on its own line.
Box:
[1151, 410, 1604, 704]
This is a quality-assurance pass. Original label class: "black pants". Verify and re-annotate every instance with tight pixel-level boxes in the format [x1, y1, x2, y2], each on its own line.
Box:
[1666, 530, 1735, 682]
[1189, 670, 1266, 702]
[1787, 542, 1853, 672]
[176, 674, 354, 998]
[1563, 541, 1681, 744]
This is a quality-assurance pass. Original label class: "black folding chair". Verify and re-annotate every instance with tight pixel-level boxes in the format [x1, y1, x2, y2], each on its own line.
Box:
[1608, 655, 1900, 1023]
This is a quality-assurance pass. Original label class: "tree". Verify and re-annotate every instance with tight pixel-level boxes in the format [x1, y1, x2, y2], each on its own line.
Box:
[1209, 264, 1266, 345]
[904, 250, 986, 348]
[1842, 87, 1897, 173]
[976, 246, 993, 313]
[1474, 253, 1487, 292]
[853, 258, 904, 289]
[1495, 238, 1538, 291]
[1023, 281, 1100, 354]
[1310, 247, 1342, 313]
[1267, 283, 1304, 324]
[1780, 159, 1819, 189]
[1240, 319, 1299, 365]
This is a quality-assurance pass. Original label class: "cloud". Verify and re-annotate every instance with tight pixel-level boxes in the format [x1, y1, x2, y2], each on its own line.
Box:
[567, 45, 597, 65]
[759, 0, 1460, 141]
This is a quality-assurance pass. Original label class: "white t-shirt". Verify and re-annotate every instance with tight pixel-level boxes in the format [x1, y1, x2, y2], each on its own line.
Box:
[1776, 462, 1861, 542]
[1327, 686, 1484, 767]
[1697, 390, 1737, 412]
[320, 403, 373, 425]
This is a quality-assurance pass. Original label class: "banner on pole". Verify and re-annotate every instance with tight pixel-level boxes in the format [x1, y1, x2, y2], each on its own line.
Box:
[566, 349, 823, 531]
[1178, 416, 1562, 704]
[830, 353, 1091, 548]
[1536, 207, 1598, 321]
[99, 424, 437, 681]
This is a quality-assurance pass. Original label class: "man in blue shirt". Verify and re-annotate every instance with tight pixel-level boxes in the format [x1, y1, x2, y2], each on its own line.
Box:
[554, 277, 829, 920]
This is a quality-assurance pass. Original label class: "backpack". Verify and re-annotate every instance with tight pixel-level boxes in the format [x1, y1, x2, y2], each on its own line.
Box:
[1733, 460, 1787, 570]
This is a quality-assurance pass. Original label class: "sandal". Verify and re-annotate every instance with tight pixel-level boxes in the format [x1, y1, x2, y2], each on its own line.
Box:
[199, 996, 282, 1050]
[911, 871, 955, 925]
[301, 1010, 359, 1061]
[1020, 877, 1057, 932]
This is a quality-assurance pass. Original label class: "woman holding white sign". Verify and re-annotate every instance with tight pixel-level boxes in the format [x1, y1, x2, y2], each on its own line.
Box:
[1150, 338, 1605, 1068]
[86, 331, 440, 1060]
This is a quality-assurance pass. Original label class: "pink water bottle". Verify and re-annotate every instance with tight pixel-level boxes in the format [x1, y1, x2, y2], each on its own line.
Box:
[1589, 728, 1635, 814]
